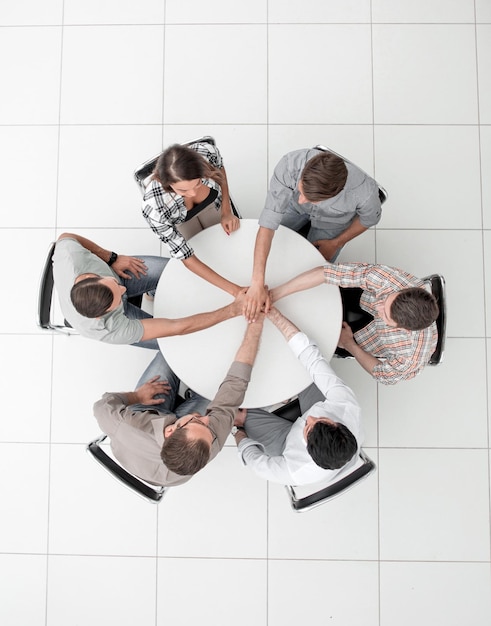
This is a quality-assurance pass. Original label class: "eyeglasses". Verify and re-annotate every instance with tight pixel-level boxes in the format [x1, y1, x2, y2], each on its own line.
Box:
[176, 415, 217, 444]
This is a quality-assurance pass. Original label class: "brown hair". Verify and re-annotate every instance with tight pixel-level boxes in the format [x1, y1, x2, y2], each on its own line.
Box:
[390, 287, 439, 330]
[301, 152, 348, 202]
[160, 427, 210, 476]
[70, 276, 113, 318]
[152, 144, 224, 192]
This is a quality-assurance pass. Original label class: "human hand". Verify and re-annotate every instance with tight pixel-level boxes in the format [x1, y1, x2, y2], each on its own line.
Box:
[338, 321, 355, 350]
[112, 255, 148, 280]
[312, 239, 340, 262]
[230, 288, 248, 316]
[221, 211, 240, 236]
[234, 408, 247, 427]
[134, 375, 171, 405]
[243, 283, 270, 322]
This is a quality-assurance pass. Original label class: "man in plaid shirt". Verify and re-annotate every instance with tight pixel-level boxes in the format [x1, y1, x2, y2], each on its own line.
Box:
[270, 263, 439, 385]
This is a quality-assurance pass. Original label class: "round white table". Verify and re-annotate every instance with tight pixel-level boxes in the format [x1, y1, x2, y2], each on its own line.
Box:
[155, 219, 342, 408]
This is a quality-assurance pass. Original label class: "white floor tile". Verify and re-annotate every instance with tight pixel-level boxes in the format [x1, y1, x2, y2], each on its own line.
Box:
[47, 555, 156, 626]
[375, 125, 482, 229]
[0, 335, 52, 443]
[376, 229, 485, 338]
[165, 0, 267, 23]
[268, 560, 379, 626]
[0, 27, 61, 124]
[477, 26, 491, 124]
[379, 338, 488, 448]
[268, 25, 373, 124]
[372, 0, 476, 23]
[157, 558, 267, 626]
[482, 126, 491, 229]
[0, 443, 49, 553]
[379, 448, 490, 561]
[0, 126, 58, 227]
[476, 0, 491, 22]
[0, 554, 47, 626]
[57, 125, 163, 228]
[380, 562, 491, 626]
[157, 447, 267, 558]
[267, 451, 379, 560]
[269, 0, 371, 23]
[63, 0, 165, 24]
[48, 444, 158, 555]
[0, 0, 62, 25]
[373, 25, 478, 123]
[163, 25, 267, 124]
[60, 25, 164, 124]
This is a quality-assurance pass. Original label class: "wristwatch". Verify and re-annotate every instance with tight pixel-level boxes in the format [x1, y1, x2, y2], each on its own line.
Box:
[231, 426, 245, 436]
[108, 251, 118, 266]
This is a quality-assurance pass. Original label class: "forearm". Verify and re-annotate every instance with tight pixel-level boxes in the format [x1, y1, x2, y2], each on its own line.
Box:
[235, 319, 264, 366]
[219, 166, 232, 214]
[270, 266, 325, 302]
[251, 227, 274, 287]
[267, 307, 299, 342]
[330, 217, 367, 247]
[58, 232, 112, 263]
[140, 304, 236, 341]
[344, 339, 381, 376]
[183, 254, 240, 296]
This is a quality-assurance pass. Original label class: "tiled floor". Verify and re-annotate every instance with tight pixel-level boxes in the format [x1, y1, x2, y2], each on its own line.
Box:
[0, 1, 490, 625]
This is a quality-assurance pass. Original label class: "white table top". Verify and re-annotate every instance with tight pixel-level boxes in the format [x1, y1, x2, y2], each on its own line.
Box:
[155, 219, 342, 408]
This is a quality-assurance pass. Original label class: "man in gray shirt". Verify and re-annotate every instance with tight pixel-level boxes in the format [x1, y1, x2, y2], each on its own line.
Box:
[93, 316, 264, 487]
[244, 148, 382, 321]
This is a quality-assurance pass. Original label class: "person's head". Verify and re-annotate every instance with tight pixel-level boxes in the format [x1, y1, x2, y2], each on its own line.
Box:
[298, 152, 348, 204]
[376, 288, 439, 330]
[161, 413, 217, 476]
[70, 274, 126, 318]
[152, 144, 224, 197]
[304, 415, 357, 470]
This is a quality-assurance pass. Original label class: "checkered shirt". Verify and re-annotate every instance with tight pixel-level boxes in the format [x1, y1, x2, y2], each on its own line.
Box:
[323, 263, 438, 384]
[142, 142, 224, 260]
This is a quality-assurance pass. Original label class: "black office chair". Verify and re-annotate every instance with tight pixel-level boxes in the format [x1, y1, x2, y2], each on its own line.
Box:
[38, 242, 76, 334]
[134, 135, 241, 218]
[273, 399, 376, 512]
[313, 144, 388, 205]
[87, 434, 167, 503]
[423, 274, 446, 365]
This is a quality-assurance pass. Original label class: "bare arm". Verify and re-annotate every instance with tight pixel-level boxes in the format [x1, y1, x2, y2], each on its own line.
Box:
[270, 266, 325, 303]
[183, 254, 242, 297]
[313, 217, 368, 262]
[338, 321, 380, 375]
[140, 293, 245, 341]
[234, 314, 265, 366]
[219, 166, 240, 235]
[266, 306, 300, 342]
[243, 226, 275, 322]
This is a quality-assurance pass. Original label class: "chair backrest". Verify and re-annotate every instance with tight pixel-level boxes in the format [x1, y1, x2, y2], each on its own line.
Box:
[423, 274, 446, 365]
[272, 399, 376, 512]
[313, 144, 388, 205]
[38, 241, 76, 334]
[87, 435, 166, 503]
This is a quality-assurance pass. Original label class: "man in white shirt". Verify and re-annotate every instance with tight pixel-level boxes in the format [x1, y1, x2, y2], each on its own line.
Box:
[232, 307, 362, 486]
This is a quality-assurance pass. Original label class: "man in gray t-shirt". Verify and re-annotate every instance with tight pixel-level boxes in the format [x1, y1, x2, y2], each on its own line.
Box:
[244, 148, 383, 322]
[53, 233, 245, 349]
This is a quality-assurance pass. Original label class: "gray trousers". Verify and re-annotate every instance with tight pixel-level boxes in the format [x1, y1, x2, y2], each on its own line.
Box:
[244, 383, 325, 456]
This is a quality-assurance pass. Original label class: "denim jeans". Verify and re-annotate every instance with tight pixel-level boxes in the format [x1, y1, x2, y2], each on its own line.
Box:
[120, 255, 169, 350]
[131, 351, 210, 417]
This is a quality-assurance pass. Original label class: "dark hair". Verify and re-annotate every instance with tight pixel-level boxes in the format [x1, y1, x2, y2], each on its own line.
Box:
[70, 276, 113, 318]
[160, 427, 211, 476]
[390, 287, 439, 331]
[306, 421, 357, 470]
[301, 152, 348, 202]
[153, 144, 224, 192]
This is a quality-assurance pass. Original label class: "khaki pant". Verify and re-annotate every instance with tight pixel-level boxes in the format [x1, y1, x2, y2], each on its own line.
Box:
[176, 205, 221, 240]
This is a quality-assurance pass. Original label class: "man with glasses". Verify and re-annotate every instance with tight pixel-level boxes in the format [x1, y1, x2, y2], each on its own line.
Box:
[93, 314, 265, 486]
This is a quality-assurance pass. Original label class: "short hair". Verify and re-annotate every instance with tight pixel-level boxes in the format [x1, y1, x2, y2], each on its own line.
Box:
[153, 144, 224, 191]
[390, 287, 439, 331]
[160, 427, 210, 476]
[301, 152, 348, 202]
[306, 421, 357, 470]
[70, 276, 113, 318]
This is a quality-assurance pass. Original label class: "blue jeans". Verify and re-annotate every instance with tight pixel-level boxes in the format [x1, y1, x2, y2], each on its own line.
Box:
[120, 255, 169, 350]
[131, 351, 210, 417]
